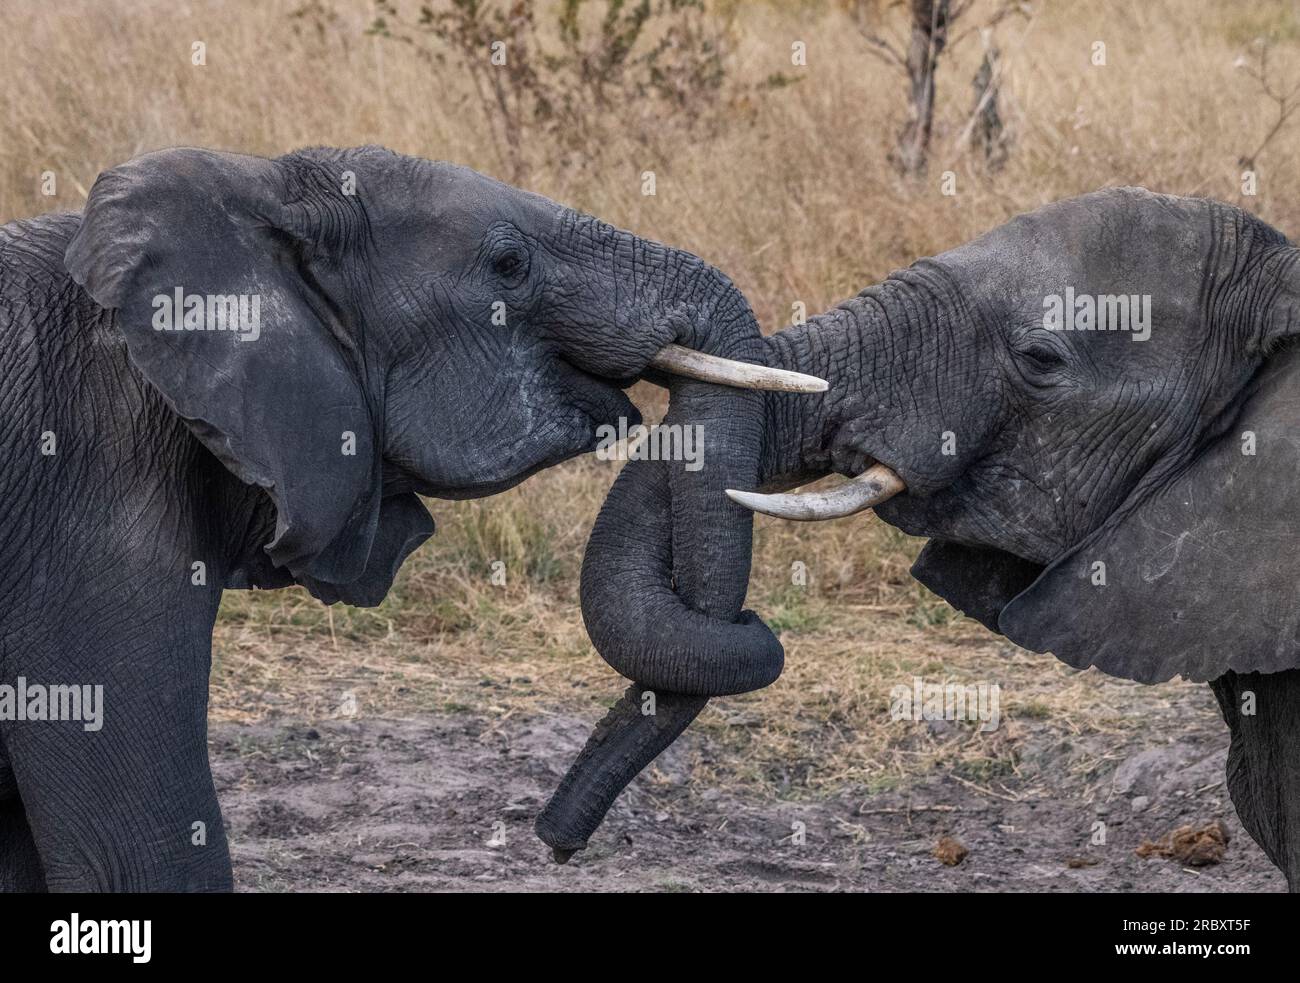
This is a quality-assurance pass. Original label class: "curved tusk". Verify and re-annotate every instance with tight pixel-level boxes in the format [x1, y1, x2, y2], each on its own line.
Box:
[648, 343, 828, 393]
[725, 463, 905, 521]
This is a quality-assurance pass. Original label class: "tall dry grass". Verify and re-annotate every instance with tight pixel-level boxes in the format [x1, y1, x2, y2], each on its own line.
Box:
[4, 0, 1298, 791]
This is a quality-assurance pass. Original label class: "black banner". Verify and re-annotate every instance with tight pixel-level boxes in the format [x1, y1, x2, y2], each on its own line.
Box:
[0, 891, 1287, 970]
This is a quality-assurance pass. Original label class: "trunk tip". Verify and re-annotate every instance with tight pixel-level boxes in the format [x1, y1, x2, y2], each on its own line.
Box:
[535, 811, 589, 862]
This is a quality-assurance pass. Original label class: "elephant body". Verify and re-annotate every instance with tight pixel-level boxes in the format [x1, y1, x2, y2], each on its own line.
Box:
[0, 146, 791, 891]
[547, 188, 1300, 889]
[1, 212, 246, 889]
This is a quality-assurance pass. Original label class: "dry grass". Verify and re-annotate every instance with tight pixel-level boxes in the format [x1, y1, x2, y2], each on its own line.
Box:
[4, 0, 1297, 795]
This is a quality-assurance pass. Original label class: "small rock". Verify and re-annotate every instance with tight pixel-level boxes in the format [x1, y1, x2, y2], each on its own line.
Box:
[1113, 746, 1191, 797]
[1131, 795, 1150, 812]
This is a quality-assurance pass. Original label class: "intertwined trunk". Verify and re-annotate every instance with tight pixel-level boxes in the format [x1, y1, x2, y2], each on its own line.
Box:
[537, 275, 941, 855]
[536, 293, 784, 857]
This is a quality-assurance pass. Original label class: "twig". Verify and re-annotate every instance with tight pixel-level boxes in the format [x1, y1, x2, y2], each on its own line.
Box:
[1237, 38, 1300, 170]
[950, 772, 1022, 801]
[857, 804, 961, 814]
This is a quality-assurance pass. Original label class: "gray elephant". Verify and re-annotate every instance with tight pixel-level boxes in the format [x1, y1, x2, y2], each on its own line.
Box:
[0, 144, 820, 891]
[540, 187, 1300, 890]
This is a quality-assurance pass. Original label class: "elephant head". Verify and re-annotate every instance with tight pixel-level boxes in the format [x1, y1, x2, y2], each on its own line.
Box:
[63, 145, 821, 605]
[539, 187, 1300, 856]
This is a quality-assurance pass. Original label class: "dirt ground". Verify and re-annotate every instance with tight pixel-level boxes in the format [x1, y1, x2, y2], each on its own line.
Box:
[214, 688, 1284, 893]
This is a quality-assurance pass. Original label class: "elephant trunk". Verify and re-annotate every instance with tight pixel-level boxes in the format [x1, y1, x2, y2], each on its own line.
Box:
[582, 273, 786, 694]
[543, 217, 824, 396]
[538, 286, 930, 856]
[533, 682, 707, 861]
[536, 300, 785, 857]
[581, 386, 782, 696]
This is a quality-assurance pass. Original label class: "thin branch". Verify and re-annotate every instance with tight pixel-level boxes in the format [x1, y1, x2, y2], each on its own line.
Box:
[1238, 38, 1300, 170]
[861, 32, 909, 72]
[947, 0, 1030, 52]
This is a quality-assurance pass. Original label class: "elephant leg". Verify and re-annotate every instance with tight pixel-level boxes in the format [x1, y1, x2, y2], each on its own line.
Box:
[0, 797, 46, 892]
[0, 732, 45, 891]
[9, 711, 232, 892]
[4, 621, 232, 891]
[1209, 669, 1300, 891]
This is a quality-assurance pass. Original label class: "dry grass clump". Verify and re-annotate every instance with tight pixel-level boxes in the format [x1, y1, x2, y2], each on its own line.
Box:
[5, 0, 1297, 795]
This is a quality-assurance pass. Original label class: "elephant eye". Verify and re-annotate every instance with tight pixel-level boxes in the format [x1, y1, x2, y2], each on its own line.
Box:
[493, 249, 526, 280]
[1016, 340, 1066, 372]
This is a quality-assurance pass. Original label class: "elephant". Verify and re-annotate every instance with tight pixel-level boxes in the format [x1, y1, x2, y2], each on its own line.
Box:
[0, 144, 823, 892]
[538, 186, 1300, 891]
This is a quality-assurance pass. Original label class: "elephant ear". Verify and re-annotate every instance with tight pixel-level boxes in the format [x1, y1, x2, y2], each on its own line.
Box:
[910, 541, 1043, 634]
[227, 493, 435, 608]
[65, 147, 382, 585]
[295, 493, 434, 606]
[999, 344, 1300, 683]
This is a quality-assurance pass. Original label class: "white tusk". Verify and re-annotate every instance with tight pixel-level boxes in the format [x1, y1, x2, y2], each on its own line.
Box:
[725, 463, 906, 521]
[648, 343, 828, 393]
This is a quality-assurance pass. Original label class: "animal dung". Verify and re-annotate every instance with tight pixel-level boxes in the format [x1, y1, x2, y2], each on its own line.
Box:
[1135, 820, 1231, 867]
[932, 835, 969, 866]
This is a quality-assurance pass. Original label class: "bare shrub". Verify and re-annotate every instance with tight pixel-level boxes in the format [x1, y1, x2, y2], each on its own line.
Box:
[368, 0, 732, 180]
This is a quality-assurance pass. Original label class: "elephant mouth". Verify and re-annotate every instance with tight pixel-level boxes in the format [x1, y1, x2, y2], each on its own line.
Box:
[412, 344, 830, 504]
[396, 384, 643, 502]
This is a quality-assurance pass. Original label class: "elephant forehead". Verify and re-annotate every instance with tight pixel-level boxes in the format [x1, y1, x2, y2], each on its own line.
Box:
[935, 187, 1240, 331]
[375, 157, 561, 236]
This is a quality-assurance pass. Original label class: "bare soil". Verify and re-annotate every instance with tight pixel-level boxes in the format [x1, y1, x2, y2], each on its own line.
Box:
[214, 698, 1284, 893]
